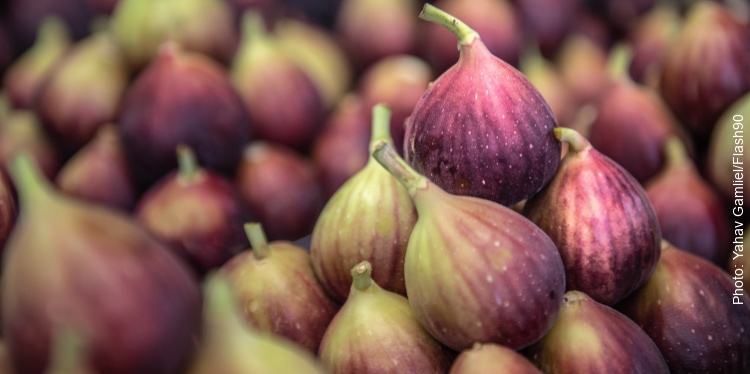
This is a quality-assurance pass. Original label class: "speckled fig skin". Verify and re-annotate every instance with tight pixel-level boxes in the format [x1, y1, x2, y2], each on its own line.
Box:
[523, 127, 661, 306]
[526, 290, 669, 374]
[372, 140, 566, 352]
[449, 343, 541, 374]
[617, 242, 750, 373]
[405, 4, 560, 207]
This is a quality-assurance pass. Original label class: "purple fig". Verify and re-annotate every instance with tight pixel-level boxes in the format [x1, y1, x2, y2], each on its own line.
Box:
[5, 0, 93, 53]
[318, 261, 454, 373]
[311, 104, 417, 303]
[523, 127, 662, 305]
[1, 154, 201, 374]
[645, 137, 732, 265]
[0, 169, 16, 252]
[405, 4, 561, 207]
[134, 145, 253, 274]
[526, 290, 669, 373]
[234, 141, 324, 241]
[371, 139, 566, 352]
[54, 124, 138, 212]
[625, 4, 681, 89]
[659, 1, 750, 144]
[218, 222, 339, 354]
[0, 109, 61, 181]
[617, 241, 750, 373]
[706, 92, 749, 202]
[118, 43, 252, 188]
[584, 0, 657, 33]
[449, 343, 541, 374]
[512, 0, 582, 58]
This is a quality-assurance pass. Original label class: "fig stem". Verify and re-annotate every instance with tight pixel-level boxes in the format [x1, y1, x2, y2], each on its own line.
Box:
[554, 127, 592, 154]
[47, 326, 89, 373]
[369, 103, 393, 152]
[241, 10, 268, 45]
[662, 136, 689, 169]
[351, 261, 373, 291]
[607, 43, 633, 82]
[419, 4, 479, 46]
[245, 222, 271, 260]
[8, 153, 53, 205]
[371, 141, 428, 197]
[176, 144, 201, 182]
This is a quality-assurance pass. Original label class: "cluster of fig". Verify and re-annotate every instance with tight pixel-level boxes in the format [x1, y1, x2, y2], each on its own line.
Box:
[0, 0, 748, 372]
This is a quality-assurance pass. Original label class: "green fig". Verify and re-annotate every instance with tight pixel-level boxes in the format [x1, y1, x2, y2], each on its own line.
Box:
[706, 92, 749, 203]
[449, 343, 541, 374]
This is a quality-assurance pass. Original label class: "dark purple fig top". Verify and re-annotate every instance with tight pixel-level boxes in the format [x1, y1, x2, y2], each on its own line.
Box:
[404, 4, 560, 207]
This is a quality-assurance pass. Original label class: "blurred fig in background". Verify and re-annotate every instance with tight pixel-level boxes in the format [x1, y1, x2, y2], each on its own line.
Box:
[110, 0, 237, 69]
[118, 43, 252, 188]
[34, 27, 130, 155]
[2, 16, 71, 110]
[0, 169, 15, 253]
[0, 108, 61, 181]
[706, 92, 749, 204]
[583, 0, 657, 35]
[0, 21, 15, 79]
[519, 46, 577, 128]
[135, 145, 253, 275]
[55, 124, 138, 212]
[512, 0, 582, 58]
[5, 0, 93, 53]
[235, 141, 324, 242]
[231, 12, 325, 151]
[659, 1, 750, 147]
[1, 154, 201, 374]
[625, 3, 681, 90]
[556, 34, 612, 109]
[450, 343, 541, 374]
[85, 0, 120, 15]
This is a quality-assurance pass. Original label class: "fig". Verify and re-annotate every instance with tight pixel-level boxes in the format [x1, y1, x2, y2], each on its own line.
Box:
[523, 127, 662, 305]
[186, 273, 327, 374]
[234, 141, 324, 241]
[1, 154, 201, 374]
[512, 0, 582, 58]
[556, 34, 612, 109]
[405, 4, 561, 207]
[44, 327, 95, 374]
[0, 169, 15, 253]
[218, 223, 339, 354]
[519, 46, 577, 128]
[449, 343, 541, 374]
[706, 92, 749, 203]
[0, 109, 61, 181]
[645, 137, 732, 265]
[134, 145, 253, 275]
[319, 261, 454, 373]
[1, 16, 71, 110]
[118, 43, 252, 188]
[659, 1, 750, 145]
[617, 241, 750, 373]
[371, 139, 566, 352]
[311, 105, 416, 303]
[4, 0, 93, 53]
[625, 3, 681, 89]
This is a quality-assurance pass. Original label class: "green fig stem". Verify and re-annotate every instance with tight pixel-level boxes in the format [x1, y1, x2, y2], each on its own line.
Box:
[419, 4, 479, 46]
[369, 104, 393, 153]
[47, 326, 89, 373]
[245, 222, 271, 260]
[351, 261, 373, 291]
[607, 42, 633, 82]
[663, 136, 690, 169]
[371, 141, 428, 197]
[241, 10, 270, 45]
[8, 153, 54, 206]
[554, 127, 592, 154]
[176, 144, 201, 182]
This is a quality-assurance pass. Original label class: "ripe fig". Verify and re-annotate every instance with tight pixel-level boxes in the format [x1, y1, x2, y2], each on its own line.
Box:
[319, 261, 454, 373]
[1, 154, 201, 374]
[617, 241, 750, 373]
[218, 223, 339, 354]
[512, 0, 582, 58]
[371, 139, 566, 352]
[625, 4, 681, 89]
[55, 124, 138, 212]
[187, 273, 327, 374]
[4, 0, 93, 53]
[0, 109, 61, 180]
[556, 34, 612, 108]
[235, 141, 324, 241]
[1, 16, 71, 109]
[405, 4, 561, 207]
[706, 92, 749, 202]
[645, 137, 731, 265]
[519, 46, 577, 128]
[311, 104, 416, 303]
[134, 145, 253, 274]
[526, 290, 669, 373]
[118, 43, 252, 188]
[449, 343, 541, 374]
[44, 327, 95, 374]
[523, 127, 662, 305]
[0, 169, 16, 252]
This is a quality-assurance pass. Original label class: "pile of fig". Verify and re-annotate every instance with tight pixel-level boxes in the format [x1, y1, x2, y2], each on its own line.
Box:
[0, 0, 748, 372]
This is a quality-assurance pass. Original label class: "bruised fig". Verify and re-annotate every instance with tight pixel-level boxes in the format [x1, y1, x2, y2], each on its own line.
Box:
[405, 4, 561, 207]
[523, 127, 662, 305]
[1, 154, 201, 374]
[134, 145, 253, 274]
[645, 137, 731, 265]
[371, 140, 566, 352]
[526, 290, 669, 373]
[311, 104, 416, 303]
[318, 261, 454, 373]
[218, 223, 339, 354]
[706, 92, 749, 202]
[449, 343, 541, 374]
[617, 241, 750, 373]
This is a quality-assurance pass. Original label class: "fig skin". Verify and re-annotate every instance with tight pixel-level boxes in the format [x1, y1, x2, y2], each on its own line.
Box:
[372, 139, 566, 352]
[218, 223, 339, 355]
[523, 127, 662, 306]
[626, 4, 681, 89]
[645, 137, 731, 265]
[617, 241, 750, 373]
[449, 343, 541, 374]
[526, 290, 669, 374]
[405, 4, 561, 207]
[118, 43, 252, 188]
[556, 34, 612, 109]
[706, 92, 749, 202]
[511, 0, 581, 59]
[1, 154, 201, 374]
